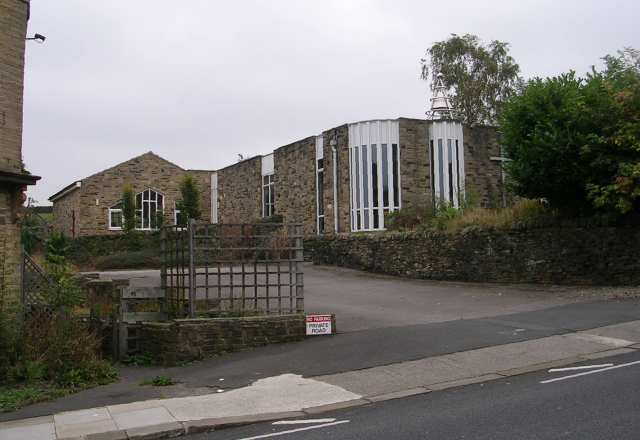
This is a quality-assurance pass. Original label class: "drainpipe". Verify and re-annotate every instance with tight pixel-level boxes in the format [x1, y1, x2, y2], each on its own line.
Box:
[330, 138, 338, 233]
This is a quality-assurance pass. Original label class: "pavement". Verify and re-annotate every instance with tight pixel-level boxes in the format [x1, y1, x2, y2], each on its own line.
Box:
[3, 313, 640, 439]
[200, 350, 640, 440]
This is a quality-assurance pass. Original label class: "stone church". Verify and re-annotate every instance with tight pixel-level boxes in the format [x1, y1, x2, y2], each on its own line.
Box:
[51, 77, 506, 238]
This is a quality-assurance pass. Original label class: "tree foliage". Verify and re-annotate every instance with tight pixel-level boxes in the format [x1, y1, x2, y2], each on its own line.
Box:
[501, 48, 640, 217]
[121, 185, 136, 234]
[177, 175, 202, 225]
[421, 34, 522, 125]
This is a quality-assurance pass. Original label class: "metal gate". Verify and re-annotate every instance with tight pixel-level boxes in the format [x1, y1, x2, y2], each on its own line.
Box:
[161, 221, 304, 318]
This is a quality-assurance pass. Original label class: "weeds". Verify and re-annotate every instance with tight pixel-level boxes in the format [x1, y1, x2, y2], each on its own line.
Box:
[139, 376, 176, 387]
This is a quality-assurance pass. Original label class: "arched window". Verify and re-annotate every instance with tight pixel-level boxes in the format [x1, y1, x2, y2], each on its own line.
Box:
[136, 189, 164, 230]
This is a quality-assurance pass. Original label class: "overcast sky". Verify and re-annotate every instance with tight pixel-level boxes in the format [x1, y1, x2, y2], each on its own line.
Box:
[23, 0, 639, 204]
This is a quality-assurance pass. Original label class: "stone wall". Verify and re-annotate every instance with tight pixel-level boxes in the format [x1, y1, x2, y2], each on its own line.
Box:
[0, 0, 28, 174]
[464, 125, 504, 207]
[0, 0, 29, 306]
[217, 156, 262, 224]
[51, 187, 80, 237]
[140, 315, 306, 365]
[0, 189, 21, 305]
[307, 227, 640, 286]
[274, 137, 317, 236]
[320, 124, 349, 234]
[52, 152, 213, 236]
[399, 118, 432, 210]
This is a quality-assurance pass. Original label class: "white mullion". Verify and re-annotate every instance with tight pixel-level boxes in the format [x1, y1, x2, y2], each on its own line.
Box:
[387, 120, 394, 212]
[394, 121, 401, 210]
[376, 123, 384, 229]
[451, 126, 460, 209]
[348, 145, 354, 232]
[434, 127, 441, 206]
[459, 126, 466, 202]
[359, 132, 365, 231]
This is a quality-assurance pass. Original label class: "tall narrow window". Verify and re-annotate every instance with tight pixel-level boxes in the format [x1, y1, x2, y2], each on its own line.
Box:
[354, 146, 361, 229]
[448, 139, 454, 203]
[437, 139, 445, 202]
[316, 158, 324, 234]
[371, 144, 379, 229]
[262, 174, 275, 218]
[382, 144, 389, 209]
[392, 144, 399, 209]
[456, 140, 461, 206]
[362, 145, 369, 228]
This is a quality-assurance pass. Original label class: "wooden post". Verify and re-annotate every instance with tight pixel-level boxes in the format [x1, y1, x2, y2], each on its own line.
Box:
[188, 219, 196, 318]
[294, 224, 304, 313]
[160, 226, 167, 315]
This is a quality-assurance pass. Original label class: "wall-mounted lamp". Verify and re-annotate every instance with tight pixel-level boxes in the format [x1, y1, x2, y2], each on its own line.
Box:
[26, 33, 46, 43]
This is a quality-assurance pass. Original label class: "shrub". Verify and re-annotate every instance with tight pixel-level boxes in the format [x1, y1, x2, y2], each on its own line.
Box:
[122, 185, 136, 234]
[93, 249, 161, 270]
[501, 49, 640, 218]
[384, 205, 435, 231]
[176, 174, 202, 225]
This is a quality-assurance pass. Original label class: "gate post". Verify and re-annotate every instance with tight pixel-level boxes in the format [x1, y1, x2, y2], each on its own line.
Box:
[160, 226, 167, 312]
[294, 224, 304, 313]
[188, 219, 196, 318]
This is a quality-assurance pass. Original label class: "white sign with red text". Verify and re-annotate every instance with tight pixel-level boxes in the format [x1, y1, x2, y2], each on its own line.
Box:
[306, 314, 332, 336]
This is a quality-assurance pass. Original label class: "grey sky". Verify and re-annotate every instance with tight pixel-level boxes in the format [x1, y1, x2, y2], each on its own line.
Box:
[23, 0, 639, 204]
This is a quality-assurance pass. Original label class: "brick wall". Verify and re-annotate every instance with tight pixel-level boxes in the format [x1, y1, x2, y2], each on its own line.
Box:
[52, 153, 213, 236]
[0, 0, 28, 174]
[217, 156, 262, 224]
[464, 125, 504, 207]
[307, 227, 640, 286]
[274, 137, 317, 236]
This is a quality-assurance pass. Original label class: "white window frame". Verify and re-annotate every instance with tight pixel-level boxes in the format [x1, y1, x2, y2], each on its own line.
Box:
[135, 188, 165, 231]
[348, 120, 401, 232]
[430, 121, 465, 208]
[315, 135, 325, 235]
[108, 207, 123, 231]
[262, 174, 275, 218]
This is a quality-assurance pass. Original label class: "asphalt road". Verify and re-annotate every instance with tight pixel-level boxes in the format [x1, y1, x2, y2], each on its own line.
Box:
[191, 351, 640, 440]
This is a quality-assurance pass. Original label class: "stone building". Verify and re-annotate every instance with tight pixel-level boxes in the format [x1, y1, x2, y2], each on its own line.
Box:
[49, 152, 214, 237]
[51, 117, 503, 238]
[216, 118, 503, 236]
[0, 0, 40, 303]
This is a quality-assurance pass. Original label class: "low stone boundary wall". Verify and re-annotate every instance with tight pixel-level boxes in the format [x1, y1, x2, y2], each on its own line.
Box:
[306, 227, 640, 286]
[140, 314, 306, 365]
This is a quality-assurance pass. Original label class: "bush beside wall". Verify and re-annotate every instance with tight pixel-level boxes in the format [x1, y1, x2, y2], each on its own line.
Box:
[306, 227, 640, 286]
[68, 234, 160, 270]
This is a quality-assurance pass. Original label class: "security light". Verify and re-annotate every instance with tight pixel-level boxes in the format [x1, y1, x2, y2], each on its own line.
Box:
[26, 33, 46, 43]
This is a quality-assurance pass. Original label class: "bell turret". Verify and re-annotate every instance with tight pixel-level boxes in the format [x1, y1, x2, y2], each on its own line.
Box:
[427, 74, 454, 120]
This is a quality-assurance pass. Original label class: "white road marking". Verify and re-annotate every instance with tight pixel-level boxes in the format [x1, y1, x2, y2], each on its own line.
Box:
[235, 420, 350, 439]
[548, 364, 613, 373]
[272, 418, 336, 425]
[541, 360, 640, 384]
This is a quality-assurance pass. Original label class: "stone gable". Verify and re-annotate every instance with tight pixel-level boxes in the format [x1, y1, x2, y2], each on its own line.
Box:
[52, 152, 213, 236]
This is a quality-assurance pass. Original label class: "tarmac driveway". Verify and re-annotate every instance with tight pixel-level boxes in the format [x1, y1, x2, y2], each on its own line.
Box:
[96, 263, 618, 332]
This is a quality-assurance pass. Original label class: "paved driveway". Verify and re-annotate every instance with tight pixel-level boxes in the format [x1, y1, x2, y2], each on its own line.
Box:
[95, 263, 617, 332]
